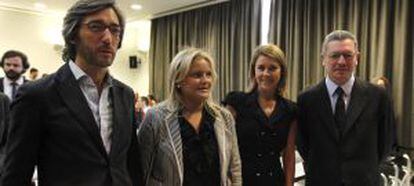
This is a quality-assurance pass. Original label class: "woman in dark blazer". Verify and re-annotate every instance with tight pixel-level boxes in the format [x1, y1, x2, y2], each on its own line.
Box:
[223, 44, 297, 186]
[137, 48, 242, 186]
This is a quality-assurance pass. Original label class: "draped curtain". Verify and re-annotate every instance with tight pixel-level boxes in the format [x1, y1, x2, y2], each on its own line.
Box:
[149, 0, 261, 101]
[268, 0, 414, 152]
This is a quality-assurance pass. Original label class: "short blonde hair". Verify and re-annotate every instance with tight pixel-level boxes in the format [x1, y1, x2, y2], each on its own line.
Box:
[371, 76, 390, 90]
[248, 44, 287, 96]
[167, 48, 218, 109]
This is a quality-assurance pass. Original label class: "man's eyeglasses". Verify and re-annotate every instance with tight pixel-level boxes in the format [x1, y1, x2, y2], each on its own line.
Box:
[327, 52, 356, 61]
[83, 21, 122, 37]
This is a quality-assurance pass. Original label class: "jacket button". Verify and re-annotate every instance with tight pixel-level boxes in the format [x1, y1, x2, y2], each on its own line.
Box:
[256, 173, 261, 176]
[260, 131, 266, 136]
[257, 153, 263, 158]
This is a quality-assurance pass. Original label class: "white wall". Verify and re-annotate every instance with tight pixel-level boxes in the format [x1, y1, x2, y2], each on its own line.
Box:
[113, 20, 151, 96]
[0, 8, 150, 95]
[0, 9, 63, 77]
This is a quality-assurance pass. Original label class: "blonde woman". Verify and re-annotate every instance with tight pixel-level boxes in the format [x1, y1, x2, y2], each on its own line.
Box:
[223, 44, 297, 186]
[137, 48, 242, 186]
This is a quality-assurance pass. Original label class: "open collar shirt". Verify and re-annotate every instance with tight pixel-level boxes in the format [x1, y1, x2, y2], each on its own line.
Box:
[69, 61, 114, 153]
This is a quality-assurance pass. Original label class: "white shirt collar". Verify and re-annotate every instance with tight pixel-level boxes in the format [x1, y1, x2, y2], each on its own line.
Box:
[325, 75, 355, 97]
[68, 61, 87, 80]
[4, 75, 24, 85]
[68, 60, 113, 85]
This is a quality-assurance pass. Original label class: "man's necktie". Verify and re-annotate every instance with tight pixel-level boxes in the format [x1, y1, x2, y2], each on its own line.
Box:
[11, 82, 17, 100]
[334, 87, 346, 133]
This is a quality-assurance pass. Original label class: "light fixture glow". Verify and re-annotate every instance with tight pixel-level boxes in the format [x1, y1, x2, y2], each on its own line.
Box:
[34, 2, 47, 10]
[130, 4, 142, 10]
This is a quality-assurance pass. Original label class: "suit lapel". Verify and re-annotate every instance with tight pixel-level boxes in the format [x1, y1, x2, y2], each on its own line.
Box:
[55, 64, 107, 156]
[0, 78, 4, 92]
[214, 112, 230, 185]
[164, 109, 184, 183]
[108, 84, 126, 157]
[316, 81, 340, 141]
[343, 79, 368, 135]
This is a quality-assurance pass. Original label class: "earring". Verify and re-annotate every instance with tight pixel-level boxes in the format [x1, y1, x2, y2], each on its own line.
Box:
[176, 84, 181, 88]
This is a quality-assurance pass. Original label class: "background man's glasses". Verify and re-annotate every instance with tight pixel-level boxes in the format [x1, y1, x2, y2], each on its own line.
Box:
[328, 52, 356, 61]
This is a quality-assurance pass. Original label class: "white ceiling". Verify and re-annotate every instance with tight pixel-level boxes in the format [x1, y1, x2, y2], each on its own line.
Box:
[0, 0, 224, 21]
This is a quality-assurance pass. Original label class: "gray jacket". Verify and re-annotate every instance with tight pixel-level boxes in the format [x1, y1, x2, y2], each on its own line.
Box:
[137, 101, 242, 186]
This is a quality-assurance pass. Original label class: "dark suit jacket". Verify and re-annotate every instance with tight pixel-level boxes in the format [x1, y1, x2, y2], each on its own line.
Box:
[0, 64, 141, 186]
[0, 77, 4, 93]
[0, 93, 10, 167]
[0, 93, 10, 132]
[297, 79, 394, 186]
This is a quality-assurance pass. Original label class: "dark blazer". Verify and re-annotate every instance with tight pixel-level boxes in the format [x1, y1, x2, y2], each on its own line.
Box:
[0, 77, 4, 92]
[0, 93, 10, 167]
[297, 78, 394, 186]
[0, 93, 10, 131]
[0, 64, 140, 186]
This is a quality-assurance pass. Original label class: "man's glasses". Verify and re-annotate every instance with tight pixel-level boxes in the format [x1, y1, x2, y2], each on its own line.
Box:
[327, 52, 356, 61]
[83, 21, 122, 37]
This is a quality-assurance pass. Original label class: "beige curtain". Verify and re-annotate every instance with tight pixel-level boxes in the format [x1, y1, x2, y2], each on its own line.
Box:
[149, 2, 231, 101]
[268, 0, 414, 152]
[149, 0, 261, 101]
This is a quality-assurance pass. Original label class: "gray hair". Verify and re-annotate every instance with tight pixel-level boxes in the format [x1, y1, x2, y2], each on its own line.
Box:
[62, 0, 125, 62]
[321, 30, 359, 55]
[167, 48, 218, 110]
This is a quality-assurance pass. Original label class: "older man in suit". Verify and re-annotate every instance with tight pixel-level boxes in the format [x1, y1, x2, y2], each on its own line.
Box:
[297, 30, 394, 186]
[0, 0, 140, 185]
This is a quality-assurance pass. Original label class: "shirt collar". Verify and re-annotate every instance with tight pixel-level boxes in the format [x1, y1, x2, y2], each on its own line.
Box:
[325, 75, 355, 97]
[4, 75, 24, 85]
[68, 60, 113, 86]
[69, 60, 87, 80]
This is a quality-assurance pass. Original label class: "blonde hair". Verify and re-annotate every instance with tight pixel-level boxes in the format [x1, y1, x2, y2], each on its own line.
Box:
[371, 76, 391, 91]
[248, 44, 287, 96]
[166, 48, 219, 113]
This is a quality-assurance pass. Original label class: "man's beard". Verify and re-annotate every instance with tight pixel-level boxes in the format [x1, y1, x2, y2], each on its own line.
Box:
[77, 41, 115, 68]
[5, 70, 21, 81]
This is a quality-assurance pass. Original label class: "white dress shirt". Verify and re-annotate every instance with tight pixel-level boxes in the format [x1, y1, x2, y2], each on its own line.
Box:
[325, 75, 355, 113]
[2, 76, 24, 101]
[69, 61, 113, 153]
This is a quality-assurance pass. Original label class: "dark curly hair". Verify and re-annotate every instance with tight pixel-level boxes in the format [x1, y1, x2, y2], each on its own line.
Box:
[0, 50, 30, 73]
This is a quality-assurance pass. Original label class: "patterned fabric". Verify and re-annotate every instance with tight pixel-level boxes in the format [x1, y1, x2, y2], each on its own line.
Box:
[137, 101, 242, 186]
